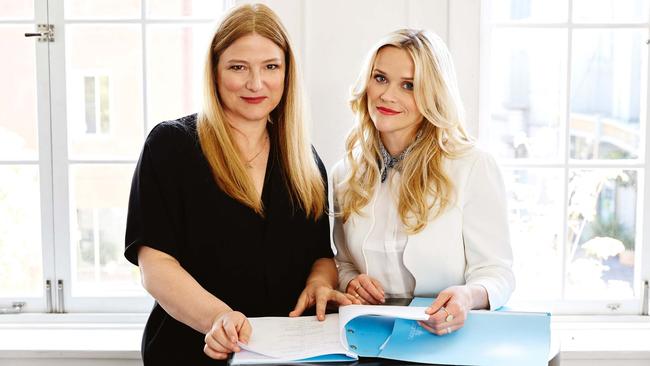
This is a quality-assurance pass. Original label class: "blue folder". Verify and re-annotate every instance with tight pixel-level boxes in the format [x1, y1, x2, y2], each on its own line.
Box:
[343, 297, 550, 366]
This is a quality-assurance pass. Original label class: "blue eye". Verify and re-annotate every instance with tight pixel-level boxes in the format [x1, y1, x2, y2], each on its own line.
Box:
[373, 74, 387, 83]
[402, 81, 414, 91]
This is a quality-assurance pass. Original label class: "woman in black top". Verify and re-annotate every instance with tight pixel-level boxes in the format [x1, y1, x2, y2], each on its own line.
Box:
[124, 4, 355, 365]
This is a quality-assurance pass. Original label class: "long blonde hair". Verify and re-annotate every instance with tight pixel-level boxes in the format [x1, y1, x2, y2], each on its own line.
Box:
[340, 29, 473, 233]
[197, 3, 325, 218]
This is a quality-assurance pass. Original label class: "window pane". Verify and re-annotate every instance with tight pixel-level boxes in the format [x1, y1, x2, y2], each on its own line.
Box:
[147, 0, 223, 18]
[0, 26, 38, 160]
[566, 169, 638, 299]
[491, 0, 568, 22]
[66, 25, 143, 160]
[146, 25, 211, 128]
[0, 166, 42, 297]
[489, 28, 567, 160]
[505, 168, 564, 301]
[69, 164, 143, 296]
[573, 0, 649, 23]
[64, 0, 141, 19]
[0, 0, 33, 20]
[570, 29, 645, 160]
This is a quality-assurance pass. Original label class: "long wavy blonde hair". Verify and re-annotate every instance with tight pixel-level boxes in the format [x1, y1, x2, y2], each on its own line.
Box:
[197, 3, 325, 218]
[339, 29, 474, 233]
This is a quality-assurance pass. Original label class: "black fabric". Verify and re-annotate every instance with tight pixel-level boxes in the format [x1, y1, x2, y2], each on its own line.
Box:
[124, 114, 333, 365]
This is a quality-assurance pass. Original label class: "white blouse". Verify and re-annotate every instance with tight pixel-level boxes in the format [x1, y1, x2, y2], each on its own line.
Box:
[332, 147, 515, 310]
[364, 170, 415, 298]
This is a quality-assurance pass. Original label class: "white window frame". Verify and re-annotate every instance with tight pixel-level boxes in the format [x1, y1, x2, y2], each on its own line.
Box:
[1, 0, 230, 314]
[476, 0, 650, 314]
[0, 0, 55, 314]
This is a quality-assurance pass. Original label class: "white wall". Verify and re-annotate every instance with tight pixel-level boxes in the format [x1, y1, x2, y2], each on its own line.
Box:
[236, 0, 481, 171]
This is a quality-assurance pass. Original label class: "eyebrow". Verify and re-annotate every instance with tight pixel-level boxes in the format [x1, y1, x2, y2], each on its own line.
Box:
[225, 58, 283, 64]
[373, 68, 413, 81]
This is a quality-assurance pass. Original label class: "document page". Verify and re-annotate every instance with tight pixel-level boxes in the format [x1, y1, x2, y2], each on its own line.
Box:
[337, 305, 429, 347]
[237, 315, 354, 360]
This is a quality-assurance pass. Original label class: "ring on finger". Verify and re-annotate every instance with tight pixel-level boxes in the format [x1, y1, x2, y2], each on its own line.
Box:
[441, 306, 454, 322]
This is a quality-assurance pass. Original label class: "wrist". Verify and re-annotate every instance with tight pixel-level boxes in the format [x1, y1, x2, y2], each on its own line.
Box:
[205, 306, 233, 333]
[467, 284, 488, 310]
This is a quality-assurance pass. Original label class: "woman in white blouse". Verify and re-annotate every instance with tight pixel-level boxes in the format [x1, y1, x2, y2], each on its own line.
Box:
[332, 29, 515, 336]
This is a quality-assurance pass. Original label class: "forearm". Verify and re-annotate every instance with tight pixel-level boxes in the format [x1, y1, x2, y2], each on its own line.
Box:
[305, 258, 338, 289]
[468, 284, 490, 310]
[138, 246, 231, 334]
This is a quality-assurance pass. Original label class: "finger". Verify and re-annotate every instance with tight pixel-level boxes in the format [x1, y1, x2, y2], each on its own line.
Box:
[433, 318, 465, 332]
[370, 278, 385, 296]
[222, 319, 241, 352]
[215, 326, 239, 353]
[358, 277, 384, 303]
[333, 291, 353, 306]
[426, 292, 452, 315]
[435, 323, 462, 336]
[357, 286, 380, 305]
[314, 292, 328, 321]
[204, 332, 231, 354]
[344, 292, 362, 305]
[289, 292, 308, 317]
[239, 319, 253, 344]
[417, 320, 437, 334]
[203, 343, 229, 360]
[346, 280, 359, 294]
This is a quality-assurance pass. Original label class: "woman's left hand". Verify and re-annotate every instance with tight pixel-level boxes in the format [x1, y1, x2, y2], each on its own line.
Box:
[418, 285, 473, 336]
[289, 281, 361, 320]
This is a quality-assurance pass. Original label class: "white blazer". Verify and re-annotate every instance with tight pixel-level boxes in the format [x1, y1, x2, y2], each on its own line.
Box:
[332, 147, 515, 310]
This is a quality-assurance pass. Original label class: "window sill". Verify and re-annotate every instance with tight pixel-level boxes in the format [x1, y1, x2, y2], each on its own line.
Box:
[0, 315, 649, 360]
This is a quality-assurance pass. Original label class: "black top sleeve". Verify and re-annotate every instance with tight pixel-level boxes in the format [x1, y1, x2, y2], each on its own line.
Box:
[124, 123, 183, 265]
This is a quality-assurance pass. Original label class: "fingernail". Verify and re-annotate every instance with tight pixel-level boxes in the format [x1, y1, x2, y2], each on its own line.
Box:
[381, 298, 385, 303]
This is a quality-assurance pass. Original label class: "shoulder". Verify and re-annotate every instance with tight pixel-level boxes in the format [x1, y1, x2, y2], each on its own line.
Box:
[145, 113, 198, 149]
[330, 158, 349, 186]
[446, 145, 498, 175]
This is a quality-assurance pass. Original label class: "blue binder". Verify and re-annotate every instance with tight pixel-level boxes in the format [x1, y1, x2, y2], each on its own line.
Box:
[343, 297, 550, 366]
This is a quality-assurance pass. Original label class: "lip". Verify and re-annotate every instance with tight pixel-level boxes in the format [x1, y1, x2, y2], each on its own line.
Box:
[241, 96, 267, 104]
[377, 106, 400, 115]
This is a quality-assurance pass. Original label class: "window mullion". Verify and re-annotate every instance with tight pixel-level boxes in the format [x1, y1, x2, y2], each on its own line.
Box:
[561, 0, 575, 302]
[47, 0, 74, 313]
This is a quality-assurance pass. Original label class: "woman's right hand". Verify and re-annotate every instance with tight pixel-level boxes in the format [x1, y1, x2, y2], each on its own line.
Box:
[203, 310, 252, 360]
[346, 274, 385, 304]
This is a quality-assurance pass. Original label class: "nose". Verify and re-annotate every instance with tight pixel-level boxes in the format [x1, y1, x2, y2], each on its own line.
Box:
[246, 70, 262, 92]
[379, 83, 398, 103]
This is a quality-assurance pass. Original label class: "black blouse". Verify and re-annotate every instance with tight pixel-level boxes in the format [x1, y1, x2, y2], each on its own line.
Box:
[124, 114, 333, 365]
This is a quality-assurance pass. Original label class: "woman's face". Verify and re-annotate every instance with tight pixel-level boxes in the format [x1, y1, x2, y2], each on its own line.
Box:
[366, 46, 423, 139]
[217, 33, 285, 126]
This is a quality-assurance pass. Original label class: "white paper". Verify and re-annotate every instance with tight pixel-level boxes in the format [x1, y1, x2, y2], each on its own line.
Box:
[236, 315, 354, 360]
[232, 305, 430, 364]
